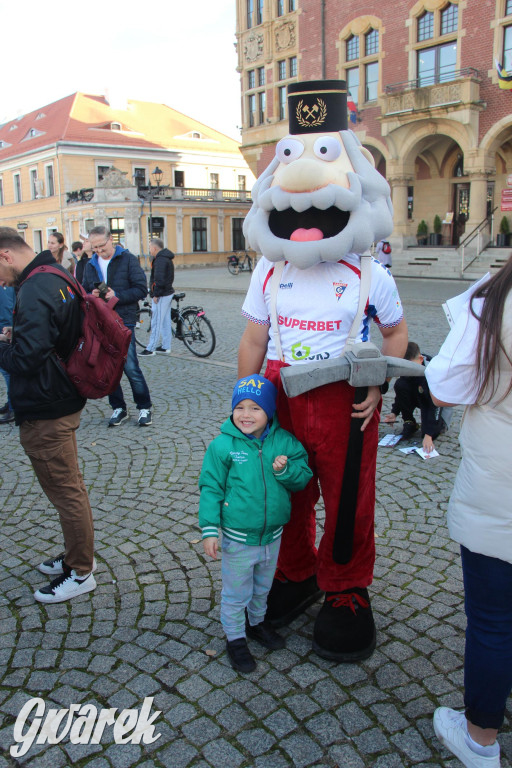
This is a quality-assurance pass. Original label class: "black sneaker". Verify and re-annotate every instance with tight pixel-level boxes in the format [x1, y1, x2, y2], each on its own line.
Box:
[0, 409, 14, 423]
[155, 346, 170, 355]
[38, 553, 97, 576]
[0, 401, 9, 415]
[246, 619, 285, 650]
[226, 638, 256, 673]
[138, 408, 152, 426]
[138, 349, 155, 357]
[399, 420, 419, 439]
[34, 570, 97, 603]
[108, 408, 128, 427]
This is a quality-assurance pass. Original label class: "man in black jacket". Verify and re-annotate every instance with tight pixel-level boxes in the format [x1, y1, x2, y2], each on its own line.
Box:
[0, 228, 96, 604]
[84, 226, 152, 427]
[139, 238, 175, 357]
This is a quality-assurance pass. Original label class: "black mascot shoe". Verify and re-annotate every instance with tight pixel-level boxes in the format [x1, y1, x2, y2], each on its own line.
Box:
[265, 570, 324, 628]
[312, 587, 376, 663]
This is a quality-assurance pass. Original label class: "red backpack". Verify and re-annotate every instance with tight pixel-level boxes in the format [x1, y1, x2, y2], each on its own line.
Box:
[382, 241, 392, 255]
[23, 266, 132, 399]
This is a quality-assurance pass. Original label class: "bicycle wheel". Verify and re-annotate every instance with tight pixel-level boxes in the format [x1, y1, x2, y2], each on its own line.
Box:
[134, 308, 152, 348]
[228, 258, 239, 275]
[181, 309, 216, 357]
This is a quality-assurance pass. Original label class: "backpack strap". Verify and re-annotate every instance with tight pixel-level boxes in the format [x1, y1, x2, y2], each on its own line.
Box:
[21, 265, 119, 309]
[269, 260, 285, 362]
[340, 253, 372, 356]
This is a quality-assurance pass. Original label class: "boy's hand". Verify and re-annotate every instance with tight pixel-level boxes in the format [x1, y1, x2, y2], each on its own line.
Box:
[383, 413, 396, 424]
[203, 537, 218, 559]
[273, 455, 288, 472]
[423, 434, 434, 454]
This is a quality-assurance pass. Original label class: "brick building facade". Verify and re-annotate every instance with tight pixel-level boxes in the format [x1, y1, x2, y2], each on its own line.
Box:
[236, 0, 512, 258]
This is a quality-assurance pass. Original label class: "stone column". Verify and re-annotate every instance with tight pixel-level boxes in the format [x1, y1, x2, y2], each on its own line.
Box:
[217, 209, 225, 253]
[176, 208, 184, 254]
[124, 205, 141, 258]
[387, 173, 414, 249]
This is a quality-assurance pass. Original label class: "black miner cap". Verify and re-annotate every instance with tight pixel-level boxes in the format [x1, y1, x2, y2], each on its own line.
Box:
[288, 80, 347, 135]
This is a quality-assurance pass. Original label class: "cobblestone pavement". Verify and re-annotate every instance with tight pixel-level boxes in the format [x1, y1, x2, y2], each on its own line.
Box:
[0, 269, 510, 768]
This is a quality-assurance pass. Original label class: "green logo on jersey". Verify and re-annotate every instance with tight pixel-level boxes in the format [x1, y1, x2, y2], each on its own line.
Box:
[291, 341, 311, 361]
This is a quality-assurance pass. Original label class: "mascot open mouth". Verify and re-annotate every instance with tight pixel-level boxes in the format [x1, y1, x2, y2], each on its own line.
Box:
[268, 206, 350, 242]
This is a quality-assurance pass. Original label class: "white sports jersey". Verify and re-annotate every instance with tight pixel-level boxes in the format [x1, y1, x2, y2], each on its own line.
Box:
[242, 254, 403, 364]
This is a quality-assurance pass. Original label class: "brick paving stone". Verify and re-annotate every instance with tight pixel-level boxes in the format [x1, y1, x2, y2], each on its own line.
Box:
[216, 703, 252, 734]
[328, 743, 366, 768]
[202, 738, 245, 767]
[264, 709, 299, 738]
[246, 693, 279, 717]
[281, 733, 324, 768]
[236, 727, 277, 756]
[181, 715, 221, 746]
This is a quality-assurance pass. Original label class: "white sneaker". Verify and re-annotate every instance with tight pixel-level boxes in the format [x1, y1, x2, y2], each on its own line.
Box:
[38, 553, 97, 576]
[433, 708, 500, 768]
[34, 570, 97, 603]
[138, 408, 152, 426]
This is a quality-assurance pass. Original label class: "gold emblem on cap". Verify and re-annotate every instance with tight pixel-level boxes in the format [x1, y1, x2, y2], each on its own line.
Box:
[296, 98, 327, 128]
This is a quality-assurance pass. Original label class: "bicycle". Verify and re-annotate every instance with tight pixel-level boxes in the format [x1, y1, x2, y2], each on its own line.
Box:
[227, 251, 253, 275]
[135, 292, 216, 357]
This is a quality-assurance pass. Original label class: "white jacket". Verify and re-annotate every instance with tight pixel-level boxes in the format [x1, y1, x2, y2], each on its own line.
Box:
[426, 291, 512, 564]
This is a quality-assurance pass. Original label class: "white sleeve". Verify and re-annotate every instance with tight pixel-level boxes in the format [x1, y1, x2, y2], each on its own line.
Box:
[368, 260, 404, 328]
[425, 298, 483, 405]
[241, 257, 271, 326]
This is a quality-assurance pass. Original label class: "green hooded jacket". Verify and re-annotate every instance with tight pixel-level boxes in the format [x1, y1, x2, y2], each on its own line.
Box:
[199, 416, 312, 546]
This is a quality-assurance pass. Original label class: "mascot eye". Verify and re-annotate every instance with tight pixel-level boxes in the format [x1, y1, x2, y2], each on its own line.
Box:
[313, 136, 342, 161]
[276, 138, 304, 164]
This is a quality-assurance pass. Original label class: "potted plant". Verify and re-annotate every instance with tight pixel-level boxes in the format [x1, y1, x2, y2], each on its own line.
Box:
[429, 214, 442, 245]
[497, 216, 510, 247]
[416, 219, 428, 246]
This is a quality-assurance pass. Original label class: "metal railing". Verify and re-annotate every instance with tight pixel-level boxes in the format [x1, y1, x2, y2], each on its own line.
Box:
[385, 67, 480, 95]
[459, 206, 498, 273]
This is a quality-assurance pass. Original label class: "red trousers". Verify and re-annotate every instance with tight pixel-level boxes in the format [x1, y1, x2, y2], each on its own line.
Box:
[265, 360, 379, 592]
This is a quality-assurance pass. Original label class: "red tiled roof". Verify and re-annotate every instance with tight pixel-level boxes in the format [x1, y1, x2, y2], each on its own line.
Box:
[0, 92, 241, 162]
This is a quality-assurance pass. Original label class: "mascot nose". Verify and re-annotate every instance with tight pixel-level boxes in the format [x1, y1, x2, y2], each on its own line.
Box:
[276, 159, 349, 193]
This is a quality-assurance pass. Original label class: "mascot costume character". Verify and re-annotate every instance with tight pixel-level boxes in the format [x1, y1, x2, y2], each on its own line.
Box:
[238, 80, 408, 662]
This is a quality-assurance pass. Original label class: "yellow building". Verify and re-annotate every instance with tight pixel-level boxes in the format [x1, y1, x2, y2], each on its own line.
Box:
[0, 93, 255, 264]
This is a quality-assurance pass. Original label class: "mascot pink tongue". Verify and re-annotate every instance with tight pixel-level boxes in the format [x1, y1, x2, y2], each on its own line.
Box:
[290, 228, 323, 242]
[238, 79, 405, 665]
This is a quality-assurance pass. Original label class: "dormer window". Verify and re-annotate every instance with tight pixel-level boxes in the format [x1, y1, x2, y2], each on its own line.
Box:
[36, 112, 46, 120]
[9, 124, 17, 131]
[111, 122, 122, 131]
[192, 131, 201, 138]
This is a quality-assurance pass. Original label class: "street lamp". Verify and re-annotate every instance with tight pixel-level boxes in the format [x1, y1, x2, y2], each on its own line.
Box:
[148, 166, 164, 245]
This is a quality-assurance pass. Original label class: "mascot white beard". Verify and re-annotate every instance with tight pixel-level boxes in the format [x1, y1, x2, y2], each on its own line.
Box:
[244, 129, 393, 270]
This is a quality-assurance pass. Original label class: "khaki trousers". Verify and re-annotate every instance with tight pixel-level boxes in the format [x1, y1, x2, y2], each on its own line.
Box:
[19, 410, 94, 576]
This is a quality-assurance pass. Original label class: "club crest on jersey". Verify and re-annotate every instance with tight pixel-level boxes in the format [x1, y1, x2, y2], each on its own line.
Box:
[333, 282, 348, 301]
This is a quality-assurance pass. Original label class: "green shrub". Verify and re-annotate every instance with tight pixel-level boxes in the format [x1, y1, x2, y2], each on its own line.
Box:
[433, 215, 442, 234]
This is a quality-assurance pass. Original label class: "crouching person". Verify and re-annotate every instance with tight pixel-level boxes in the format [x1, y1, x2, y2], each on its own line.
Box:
[199, 375, 312, 673]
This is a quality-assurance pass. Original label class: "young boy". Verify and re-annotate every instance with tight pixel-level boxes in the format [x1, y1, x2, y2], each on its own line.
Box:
[383, 341, 452, 453]
[199, 374, 312, 673]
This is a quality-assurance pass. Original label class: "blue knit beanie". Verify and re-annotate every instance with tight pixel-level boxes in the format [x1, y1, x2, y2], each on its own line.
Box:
[232, 375, 278, 421]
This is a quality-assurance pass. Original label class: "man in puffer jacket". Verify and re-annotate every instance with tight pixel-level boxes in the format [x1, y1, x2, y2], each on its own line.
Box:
[139, 238, 175, 357]
[199, 375, 312, 673]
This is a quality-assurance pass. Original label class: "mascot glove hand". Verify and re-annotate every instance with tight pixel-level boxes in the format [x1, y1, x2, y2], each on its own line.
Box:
[351, 385, 381, 432]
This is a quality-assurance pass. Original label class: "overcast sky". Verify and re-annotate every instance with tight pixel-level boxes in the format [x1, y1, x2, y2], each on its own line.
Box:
[2, 0, 242, 140]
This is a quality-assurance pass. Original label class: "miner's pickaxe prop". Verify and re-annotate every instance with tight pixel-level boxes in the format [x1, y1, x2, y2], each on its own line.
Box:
[280, 342, 425, 565]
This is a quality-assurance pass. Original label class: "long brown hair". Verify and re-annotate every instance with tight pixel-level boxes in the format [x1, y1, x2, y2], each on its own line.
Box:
[470, 253, 512, 404]
[50, 231, 66, 264]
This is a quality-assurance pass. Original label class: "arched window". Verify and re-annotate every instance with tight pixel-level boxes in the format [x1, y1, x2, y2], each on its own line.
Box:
[341, 20, 382, 106]
[414, 3, 459, 87]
